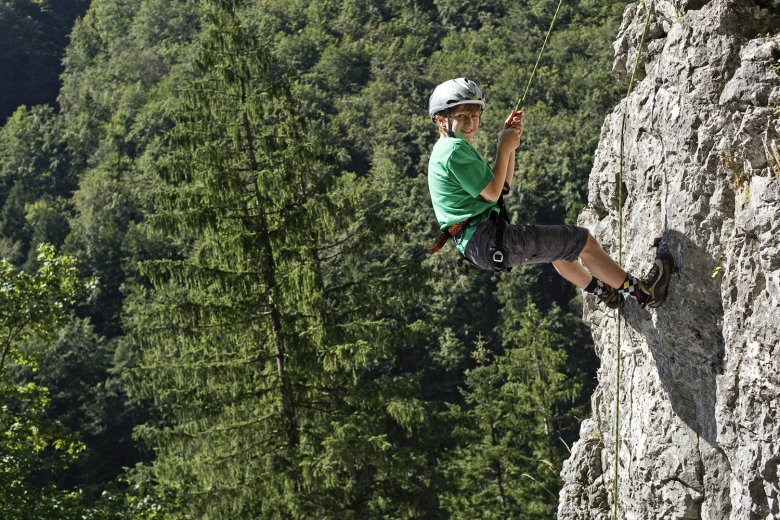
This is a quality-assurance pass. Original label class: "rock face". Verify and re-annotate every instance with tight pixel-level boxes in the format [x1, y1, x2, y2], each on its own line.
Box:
[559, 1, 780, 519]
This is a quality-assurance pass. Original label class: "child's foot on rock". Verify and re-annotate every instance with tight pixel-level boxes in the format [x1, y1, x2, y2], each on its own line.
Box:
[639, 250, 674, 308]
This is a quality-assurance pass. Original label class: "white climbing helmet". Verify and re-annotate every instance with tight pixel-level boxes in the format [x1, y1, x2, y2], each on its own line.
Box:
[428, 78, 485, 122]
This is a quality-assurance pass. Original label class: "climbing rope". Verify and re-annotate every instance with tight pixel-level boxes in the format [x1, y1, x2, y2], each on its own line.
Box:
[514, 0, 565, 112]
[613, 3, 654, 520]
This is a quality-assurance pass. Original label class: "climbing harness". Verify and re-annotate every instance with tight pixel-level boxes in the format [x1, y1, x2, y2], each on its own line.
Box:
[425, 197, 512, 275]
[426, 215, 478, 254]
[425, 201, 510, 270]
[488, 195, 512, 275]
[612, 3, 654, 520]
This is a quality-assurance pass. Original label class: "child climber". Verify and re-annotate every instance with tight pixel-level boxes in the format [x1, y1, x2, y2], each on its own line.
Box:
[426, 78, 673, 308]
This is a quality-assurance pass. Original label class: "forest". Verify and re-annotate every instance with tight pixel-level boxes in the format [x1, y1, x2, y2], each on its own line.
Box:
[0, 0, 627, 517]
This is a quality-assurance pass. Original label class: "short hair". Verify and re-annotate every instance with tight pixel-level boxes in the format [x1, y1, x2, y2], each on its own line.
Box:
[434, 104, 483, 136]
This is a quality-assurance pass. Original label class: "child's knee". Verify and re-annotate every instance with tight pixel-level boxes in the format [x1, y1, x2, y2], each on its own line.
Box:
[580, 233, 601, 258]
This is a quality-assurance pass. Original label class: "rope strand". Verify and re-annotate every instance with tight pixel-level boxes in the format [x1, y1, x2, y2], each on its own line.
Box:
[514, 0, 565, 112]
[613, 3, 654, 520]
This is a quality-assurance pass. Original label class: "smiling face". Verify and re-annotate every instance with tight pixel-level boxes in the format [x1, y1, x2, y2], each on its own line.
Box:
[436, 103, 483, 142]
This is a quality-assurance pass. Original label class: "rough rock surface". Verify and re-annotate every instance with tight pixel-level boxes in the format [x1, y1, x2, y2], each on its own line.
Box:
[559, 1, 780, 519]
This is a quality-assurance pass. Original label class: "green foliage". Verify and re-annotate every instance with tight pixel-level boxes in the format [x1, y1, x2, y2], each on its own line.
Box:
[441, 300, 582, 518]
[0, 105, 74, 264]
[59, 0, 198, 167]
[0, 244, 94, 518]
[65, 159, 139, 336]
[29, 318, 145, 498]
[0, 381, 86, 519]
[0, 244, 89, 369]
[129, 1, 437, 517]
[59, 0, 198, 337]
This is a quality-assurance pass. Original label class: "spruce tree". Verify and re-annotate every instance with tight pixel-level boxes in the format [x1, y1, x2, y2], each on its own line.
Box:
[441, 299, 582, 519]
[129, 1, 434, 517]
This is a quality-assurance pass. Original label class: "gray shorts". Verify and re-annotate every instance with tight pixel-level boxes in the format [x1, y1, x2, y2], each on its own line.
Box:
[463, 219, 589, 270]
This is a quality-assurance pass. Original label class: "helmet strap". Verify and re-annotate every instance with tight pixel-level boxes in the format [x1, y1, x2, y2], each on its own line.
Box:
[445, 108, 455, 138]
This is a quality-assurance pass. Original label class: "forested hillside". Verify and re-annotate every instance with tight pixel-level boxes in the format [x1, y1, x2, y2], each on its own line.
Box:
[0, 0, 625, 517]
[0, 0, 90, 123]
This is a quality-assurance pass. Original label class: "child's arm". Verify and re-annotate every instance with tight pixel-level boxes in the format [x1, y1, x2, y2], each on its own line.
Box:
[504, 149, 516, 193]
[480, 111, 524, 202]
[503, 110, 522, 191]
[502, 111, 523, 191]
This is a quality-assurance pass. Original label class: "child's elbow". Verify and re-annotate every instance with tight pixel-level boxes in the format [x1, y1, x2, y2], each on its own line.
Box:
[480, 189, 500, 203]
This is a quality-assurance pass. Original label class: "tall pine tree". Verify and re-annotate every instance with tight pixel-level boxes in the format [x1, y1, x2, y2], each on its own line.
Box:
[441, 299, 583, 519]
[129, 0, 435, 517]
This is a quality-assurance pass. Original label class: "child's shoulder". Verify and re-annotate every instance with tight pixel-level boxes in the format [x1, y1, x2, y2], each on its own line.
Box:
[442, 139, 483, 162]
[433, 137, 471, 154]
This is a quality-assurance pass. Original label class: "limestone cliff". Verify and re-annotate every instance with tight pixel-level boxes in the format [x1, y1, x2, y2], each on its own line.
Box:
[559, 1, 780, 518]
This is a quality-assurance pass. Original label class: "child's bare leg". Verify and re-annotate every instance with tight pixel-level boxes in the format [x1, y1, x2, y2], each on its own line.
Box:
[578, 233, 626, 288]
[552, 259, 592, 288]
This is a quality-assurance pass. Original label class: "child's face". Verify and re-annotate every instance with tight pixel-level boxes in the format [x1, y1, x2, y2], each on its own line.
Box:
[437, 104, 482, 142]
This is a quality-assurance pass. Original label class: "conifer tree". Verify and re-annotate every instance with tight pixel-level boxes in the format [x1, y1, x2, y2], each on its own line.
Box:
[129, 1, 435, 517]
[441, 299, 582, 519]
[0, 105, 73, 264]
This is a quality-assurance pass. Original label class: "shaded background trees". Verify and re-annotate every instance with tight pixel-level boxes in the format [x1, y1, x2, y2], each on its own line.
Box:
[0, 0, 89, 124]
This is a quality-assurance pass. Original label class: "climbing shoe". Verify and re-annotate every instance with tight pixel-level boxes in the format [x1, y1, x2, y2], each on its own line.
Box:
[598, 289, 625, 310]
[639, 250, 674, 308]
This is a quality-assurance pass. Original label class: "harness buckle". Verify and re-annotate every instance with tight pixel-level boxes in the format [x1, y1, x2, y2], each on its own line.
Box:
[489, 247, 508, 277]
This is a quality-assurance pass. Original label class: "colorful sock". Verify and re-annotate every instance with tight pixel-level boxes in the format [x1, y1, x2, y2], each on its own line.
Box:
[584, 277, 616, 299]
[618, 274, 650, 305]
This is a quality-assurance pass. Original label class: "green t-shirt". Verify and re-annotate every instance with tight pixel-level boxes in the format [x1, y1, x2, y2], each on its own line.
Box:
[428, 137, 498, 254]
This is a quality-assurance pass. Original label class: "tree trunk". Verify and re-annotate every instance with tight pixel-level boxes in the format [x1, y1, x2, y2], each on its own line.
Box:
[239, 76, 299, 451]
